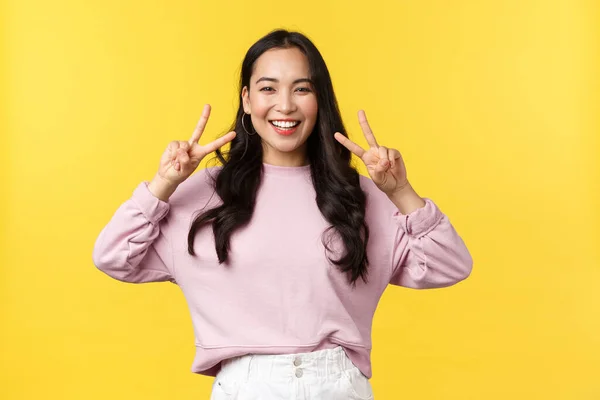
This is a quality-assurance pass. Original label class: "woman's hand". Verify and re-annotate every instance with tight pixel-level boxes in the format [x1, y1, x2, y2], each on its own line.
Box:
[148, 104, 236, 201]
[334, 110, 409, 196]
[157, 104, 236, 185]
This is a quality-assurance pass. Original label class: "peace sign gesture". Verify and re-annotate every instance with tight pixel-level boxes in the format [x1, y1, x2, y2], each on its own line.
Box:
[334, 110, 409, 195]
[156, 104, 236, 186]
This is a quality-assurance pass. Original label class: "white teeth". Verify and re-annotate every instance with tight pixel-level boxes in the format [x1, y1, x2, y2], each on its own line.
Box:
[271, 120, 300, 128]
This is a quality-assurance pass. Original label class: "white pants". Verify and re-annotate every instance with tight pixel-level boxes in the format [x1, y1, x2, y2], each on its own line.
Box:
[210, 346, 374, 400]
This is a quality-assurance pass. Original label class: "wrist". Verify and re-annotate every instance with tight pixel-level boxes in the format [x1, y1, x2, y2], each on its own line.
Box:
[387, 181, 426, 215]
[147, 174, 178, 202]
[390, 179, 411, 195]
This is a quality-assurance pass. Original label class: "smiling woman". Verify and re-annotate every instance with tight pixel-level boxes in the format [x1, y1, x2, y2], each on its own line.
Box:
[188, 30, 373, 283]
[92, 29, 473, 399]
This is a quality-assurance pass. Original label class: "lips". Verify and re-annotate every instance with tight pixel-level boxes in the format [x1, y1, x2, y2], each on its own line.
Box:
[269, 120, 301, 136]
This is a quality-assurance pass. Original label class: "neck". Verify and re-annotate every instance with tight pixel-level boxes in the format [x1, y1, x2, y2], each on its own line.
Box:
[262, 149, 309, 167]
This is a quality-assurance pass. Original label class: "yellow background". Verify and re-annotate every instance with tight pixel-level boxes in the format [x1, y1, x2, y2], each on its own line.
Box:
[2, 0, 599, 398]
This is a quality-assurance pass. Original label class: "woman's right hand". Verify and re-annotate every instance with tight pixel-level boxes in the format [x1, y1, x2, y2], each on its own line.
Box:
[148, 104, 236, 201]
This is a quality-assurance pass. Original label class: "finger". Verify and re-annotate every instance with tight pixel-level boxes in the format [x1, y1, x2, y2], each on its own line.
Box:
[189, 104, 211, 145]
[378, 146, 388, 160]
[177, 149, 190, 173]
[334, 132, 365, 158]
[389, 148, 401, 168]
[166, 141, 180, 161]
[378, 146, 389, 168]
[358, 110, 378, 148]
[169, 144, 186, 167]
[372, 157, 388, 184]
[199, 131, 237, 156]
[179, 141, 191, 152]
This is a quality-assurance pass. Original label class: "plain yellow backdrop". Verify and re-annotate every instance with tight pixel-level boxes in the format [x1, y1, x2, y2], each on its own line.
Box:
[2, 0, 599, 399]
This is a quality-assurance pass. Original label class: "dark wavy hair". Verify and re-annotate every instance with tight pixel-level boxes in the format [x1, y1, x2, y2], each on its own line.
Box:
[187, 29, 369, 285]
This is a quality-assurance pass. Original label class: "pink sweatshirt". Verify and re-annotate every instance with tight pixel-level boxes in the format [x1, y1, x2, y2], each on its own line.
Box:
[92, 163, 473, 378]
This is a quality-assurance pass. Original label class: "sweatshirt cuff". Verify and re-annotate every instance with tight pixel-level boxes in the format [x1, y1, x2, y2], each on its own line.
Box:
[131, 181, 171, 225]
[392, 198, 444, 238]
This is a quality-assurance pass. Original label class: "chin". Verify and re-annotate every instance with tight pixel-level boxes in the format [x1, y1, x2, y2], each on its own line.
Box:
[272, 143, 303, 153]
[258, 130, 311, 155]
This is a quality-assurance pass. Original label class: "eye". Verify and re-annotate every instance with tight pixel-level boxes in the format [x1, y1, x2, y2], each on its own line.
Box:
[260, 87, 274, 92]
[296, 87, 312, 93]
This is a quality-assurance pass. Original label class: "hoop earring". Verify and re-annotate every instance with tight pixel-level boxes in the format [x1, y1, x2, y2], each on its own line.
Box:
[241, 113, 256, 136]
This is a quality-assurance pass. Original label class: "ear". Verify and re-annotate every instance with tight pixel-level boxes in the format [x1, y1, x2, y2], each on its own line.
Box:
[241, 86, 250, 114]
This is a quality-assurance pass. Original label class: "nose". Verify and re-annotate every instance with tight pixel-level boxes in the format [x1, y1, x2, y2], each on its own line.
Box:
[277, 91, 297, 114]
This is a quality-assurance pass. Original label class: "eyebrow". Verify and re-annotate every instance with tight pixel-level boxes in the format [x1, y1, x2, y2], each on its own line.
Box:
[255, 77, 313, 85]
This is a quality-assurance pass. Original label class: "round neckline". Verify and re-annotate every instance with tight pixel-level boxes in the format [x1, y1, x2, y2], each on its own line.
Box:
[262, 162, 311, 177]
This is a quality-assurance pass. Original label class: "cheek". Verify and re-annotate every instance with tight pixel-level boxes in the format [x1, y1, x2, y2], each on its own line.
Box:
[250, 97, 271, 119]
[302, 98, 318, 122]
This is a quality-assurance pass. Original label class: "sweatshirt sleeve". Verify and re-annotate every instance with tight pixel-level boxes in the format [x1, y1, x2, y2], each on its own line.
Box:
[92, 181, 176, 284]
[389, 198, 473, 289]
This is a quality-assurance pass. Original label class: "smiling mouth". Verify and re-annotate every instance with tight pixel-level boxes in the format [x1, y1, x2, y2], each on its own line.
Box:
[269, 120, 301, 129]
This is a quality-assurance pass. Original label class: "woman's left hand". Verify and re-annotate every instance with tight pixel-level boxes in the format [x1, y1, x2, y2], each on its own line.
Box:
[334, 110, 409, 196]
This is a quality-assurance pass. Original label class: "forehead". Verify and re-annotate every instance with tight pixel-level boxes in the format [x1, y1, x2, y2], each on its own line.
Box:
[252, 47, 310, 80]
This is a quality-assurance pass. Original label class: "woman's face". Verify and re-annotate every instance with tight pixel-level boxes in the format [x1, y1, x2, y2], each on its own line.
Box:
[242, 47, 318, 167]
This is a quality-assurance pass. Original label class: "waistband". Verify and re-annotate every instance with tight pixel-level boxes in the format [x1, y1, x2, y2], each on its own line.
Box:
[218, 346, 357, 383]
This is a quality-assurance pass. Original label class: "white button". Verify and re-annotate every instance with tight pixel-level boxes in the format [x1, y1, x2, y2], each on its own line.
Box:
[295, 368, 303, 378]
[293, 357, 302, 366]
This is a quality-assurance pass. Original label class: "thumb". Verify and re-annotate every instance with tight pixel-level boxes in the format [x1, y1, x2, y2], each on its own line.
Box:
[372, 158, 389, 184]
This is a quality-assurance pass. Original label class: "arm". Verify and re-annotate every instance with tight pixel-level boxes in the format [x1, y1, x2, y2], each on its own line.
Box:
[333, 109, 472, 289]
[92, 181, 176, 284]
[388, 186, 473, 289]
[91, 104, 237, 284]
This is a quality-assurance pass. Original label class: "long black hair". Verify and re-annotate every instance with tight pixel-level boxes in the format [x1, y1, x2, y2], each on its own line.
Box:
[187, 29, 370, 286]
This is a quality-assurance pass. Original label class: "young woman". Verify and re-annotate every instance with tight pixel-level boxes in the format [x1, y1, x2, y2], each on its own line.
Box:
[93, 29, 473, 399]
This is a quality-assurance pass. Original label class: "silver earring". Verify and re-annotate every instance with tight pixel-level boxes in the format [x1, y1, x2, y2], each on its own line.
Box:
[242, 113, 256, 135]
